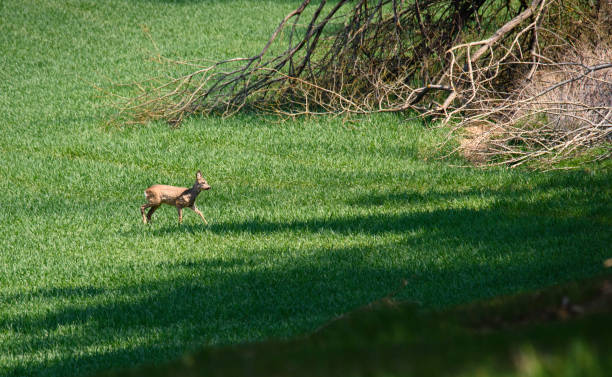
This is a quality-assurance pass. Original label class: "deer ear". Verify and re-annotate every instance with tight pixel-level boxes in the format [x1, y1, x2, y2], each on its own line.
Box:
[196, 170, 202, 179]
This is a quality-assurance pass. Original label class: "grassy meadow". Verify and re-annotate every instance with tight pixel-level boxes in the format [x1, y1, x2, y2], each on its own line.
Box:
[0, 1, 611, 376]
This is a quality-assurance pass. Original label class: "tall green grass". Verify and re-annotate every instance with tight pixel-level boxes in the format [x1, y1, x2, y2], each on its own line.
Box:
[0, 1, 610, 376]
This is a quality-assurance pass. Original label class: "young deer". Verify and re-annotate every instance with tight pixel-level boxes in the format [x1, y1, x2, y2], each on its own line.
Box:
[140, 171, 211, 225]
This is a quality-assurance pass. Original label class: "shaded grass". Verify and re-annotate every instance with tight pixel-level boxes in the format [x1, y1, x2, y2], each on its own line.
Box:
[97, 275, 612, 377]
[0, 1, 610, 377]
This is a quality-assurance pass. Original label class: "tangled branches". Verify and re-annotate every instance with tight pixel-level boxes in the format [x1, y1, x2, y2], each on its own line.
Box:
[114, 0, 611, 168]
[443, 0, 612, 167]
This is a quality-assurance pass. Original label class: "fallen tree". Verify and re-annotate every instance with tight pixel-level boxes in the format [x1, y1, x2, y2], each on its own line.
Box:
[113, 0, 611, 168]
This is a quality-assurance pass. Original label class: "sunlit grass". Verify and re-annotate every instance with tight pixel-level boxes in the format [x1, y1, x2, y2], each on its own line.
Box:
[0, 1, 610, 376]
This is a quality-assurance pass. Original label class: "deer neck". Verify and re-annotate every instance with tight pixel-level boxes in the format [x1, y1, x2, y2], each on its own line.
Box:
[177, 185, 200, 207]
[189, 184, 201, 196]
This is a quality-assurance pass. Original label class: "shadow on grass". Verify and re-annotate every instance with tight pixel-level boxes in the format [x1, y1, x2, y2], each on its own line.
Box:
[3, 171, 611, 377]
[99, 276, 612, 377]
[145, 168, 610, 237]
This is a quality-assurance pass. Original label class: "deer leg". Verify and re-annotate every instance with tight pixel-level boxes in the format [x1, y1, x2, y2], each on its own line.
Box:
[146, 205, 160, 223]
[177, 206, 183, 224]
[190, 205, 208, 225]
[140, 203, 153, 224]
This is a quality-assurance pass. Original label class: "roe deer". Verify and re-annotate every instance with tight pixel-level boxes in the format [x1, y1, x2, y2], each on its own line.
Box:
[140, 171, 211, 225]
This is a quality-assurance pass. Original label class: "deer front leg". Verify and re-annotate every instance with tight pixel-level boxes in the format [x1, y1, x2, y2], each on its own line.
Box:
[190, 205, 208, 225]
[177, 206, 183, 224]
[141, 203, 153, 224]
[146, 205, 160, 223]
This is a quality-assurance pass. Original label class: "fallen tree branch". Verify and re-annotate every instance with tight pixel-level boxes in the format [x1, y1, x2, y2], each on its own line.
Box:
[440, 0, 544, 111]
[111, 0, 611, 169]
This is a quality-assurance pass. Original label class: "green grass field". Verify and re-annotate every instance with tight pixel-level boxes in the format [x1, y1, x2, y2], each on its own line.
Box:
[0, 1, 611, 376]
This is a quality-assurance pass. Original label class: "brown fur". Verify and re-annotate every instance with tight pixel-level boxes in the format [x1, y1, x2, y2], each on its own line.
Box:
[140, 171, 211, 225]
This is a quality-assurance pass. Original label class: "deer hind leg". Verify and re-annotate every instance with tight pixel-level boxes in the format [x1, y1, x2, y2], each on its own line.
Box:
[177, 206, 183, 224]
[146, 205, 160, 223]
[190, 205, 208, 225]
[140, 203, 154, 224]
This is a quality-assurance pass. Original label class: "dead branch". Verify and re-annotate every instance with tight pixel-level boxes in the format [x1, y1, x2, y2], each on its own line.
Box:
[111, 0, 611, 168]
